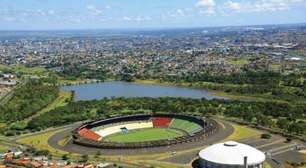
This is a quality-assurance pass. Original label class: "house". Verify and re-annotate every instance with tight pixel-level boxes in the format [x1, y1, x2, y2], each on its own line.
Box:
[30, 161, 44, 168]
[2, 74, 15, 80]
[13, 151, 23, 158]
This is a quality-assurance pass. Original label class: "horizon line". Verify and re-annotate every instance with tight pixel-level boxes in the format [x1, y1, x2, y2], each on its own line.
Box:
[0, 22, 305, 32]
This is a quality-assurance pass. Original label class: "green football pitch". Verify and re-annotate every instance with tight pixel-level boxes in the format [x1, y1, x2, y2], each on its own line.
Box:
[104, 128, 185, 143]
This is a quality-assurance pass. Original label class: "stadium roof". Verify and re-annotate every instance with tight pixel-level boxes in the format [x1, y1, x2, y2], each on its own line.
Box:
[199, 141, 265, 165]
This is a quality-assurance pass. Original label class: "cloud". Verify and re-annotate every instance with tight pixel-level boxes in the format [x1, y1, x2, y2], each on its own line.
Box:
[86, 5, 95, 10]
[196, 0, 216, 8]
[176, 9, 185, 16]
[47, 10, 55, 15]
[0, 8, 90, 24]
[225, 0, 306, 13]
[196, 0, 216, 15]
[251, 0, 289, 12]
[86, 4, 103, 15]
[194, 0, 305, 16]
[224, 1, 241, 11]
[135, 16, 152, 21]
[105, 5, 111, 9]
[0, 6, 154, 25]
[122, 15, 152, 22]
[122, 16, 132, 21]
[161, 8, 193, 19]
[36, 9, 46, 16]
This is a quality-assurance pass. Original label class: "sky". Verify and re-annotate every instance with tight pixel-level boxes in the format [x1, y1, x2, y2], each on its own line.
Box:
[0, 0, 306, 30]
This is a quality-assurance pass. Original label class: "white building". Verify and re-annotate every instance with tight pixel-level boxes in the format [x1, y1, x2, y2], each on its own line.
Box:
[199, 141, 265, 168]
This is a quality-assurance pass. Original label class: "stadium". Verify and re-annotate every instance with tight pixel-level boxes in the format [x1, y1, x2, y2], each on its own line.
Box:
[72, 114, 218, 149]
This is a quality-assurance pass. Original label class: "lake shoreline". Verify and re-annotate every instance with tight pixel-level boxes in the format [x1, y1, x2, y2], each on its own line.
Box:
[59, 79, 272, 102]
[61, 80, 226, 101]
[133, 79, 280, 102]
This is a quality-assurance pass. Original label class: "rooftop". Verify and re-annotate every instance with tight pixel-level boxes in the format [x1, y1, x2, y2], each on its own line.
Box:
[199, 141, 265, 165]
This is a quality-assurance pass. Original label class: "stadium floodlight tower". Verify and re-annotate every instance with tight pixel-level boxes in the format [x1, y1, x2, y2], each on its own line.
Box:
[198, 141, 266, 168]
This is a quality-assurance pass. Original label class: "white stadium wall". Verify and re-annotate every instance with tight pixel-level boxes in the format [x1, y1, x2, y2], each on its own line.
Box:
[95, 121, 153, 137]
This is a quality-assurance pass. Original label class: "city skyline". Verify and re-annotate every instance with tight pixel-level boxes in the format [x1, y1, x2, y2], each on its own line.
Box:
[0, 0, 306, 30]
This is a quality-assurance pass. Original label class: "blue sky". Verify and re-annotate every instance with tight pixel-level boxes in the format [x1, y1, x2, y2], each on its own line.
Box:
[0, 0, 306, 30]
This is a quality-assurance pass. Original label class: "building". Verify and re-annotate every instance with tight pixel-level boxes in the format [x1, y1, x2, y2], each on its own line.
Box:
[198, 141, 265, 168]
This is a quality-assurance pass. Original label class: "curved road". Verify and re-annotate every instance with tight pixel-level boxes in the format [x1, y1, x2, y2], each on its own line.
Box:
[48, 119, 234, 156]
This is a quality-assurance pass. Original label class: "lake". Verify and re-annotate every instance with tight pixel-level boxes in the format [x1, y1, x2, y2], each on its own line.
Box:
[61, 81, 225, 101]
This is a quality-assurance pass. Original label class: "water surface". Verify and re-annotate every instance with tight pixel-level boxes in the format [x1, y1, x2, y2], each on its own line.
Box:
[61, 81, 225, 101]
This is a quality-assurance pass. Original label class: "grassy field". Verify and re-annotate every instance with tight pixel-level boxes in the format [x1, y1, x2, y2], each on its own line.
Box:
[211, 90, 291, 103]
[0, 140, 17, 152]
[228, 58, 249, 65]
[16, 130, 69, 156]
[0, 64, 47, 76]
[271, 64, 281, 71]
[0, 145, 9, 152]
[58, 78, 95, 85]
[104, 128, 184, 143]
[225, 124, 260, 141]
[264, 162, 272, 168]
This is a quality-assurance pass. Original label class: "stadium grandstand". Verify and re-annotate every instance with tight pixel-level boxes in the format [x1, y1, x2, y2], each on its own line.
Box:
[78, 128, 102, 141]
[73, 114, 218, 149]
[170, 118, 203, 135]
[152, 117, 172, 127]
[95, 121, 153, 137]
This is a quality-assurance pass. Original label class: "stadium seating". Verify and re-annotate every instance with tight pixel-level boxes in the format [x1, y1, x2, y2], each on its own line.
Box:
[78, 128, 102, 141]
[95, 121, 153, 137]
[170, 119, 202, 134]
[152, 117, 172, 128]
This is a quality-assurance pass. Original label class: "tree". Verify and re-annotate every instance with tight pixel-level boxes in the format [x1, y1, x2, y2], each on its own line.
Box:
[34, 149, 50, 156]
[62, 154, 69, 160]
[261, 134, 272, 139]
[80, 154, 89, 163]
[276, 118, 290, 130]
[288, 122, 305, 134]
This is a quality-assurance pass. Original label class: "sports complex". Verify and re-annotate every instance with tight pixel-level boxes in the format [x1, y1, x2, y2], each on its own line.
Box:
[72, 114, 218, 149]
[23, 113, 305, 168]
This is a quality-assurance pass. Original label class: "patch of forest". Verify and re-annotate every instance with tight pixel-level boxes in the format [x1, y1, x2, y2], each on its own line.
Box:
[19, 97, 306, 137]
[0, 79, 59, 122]
[156, 70, 306, 102]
